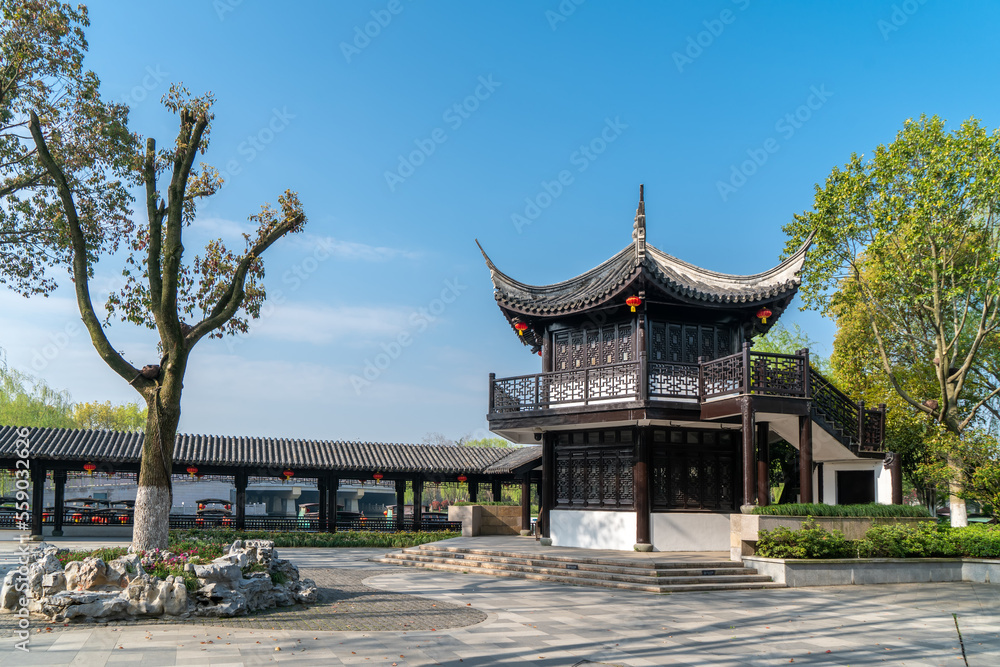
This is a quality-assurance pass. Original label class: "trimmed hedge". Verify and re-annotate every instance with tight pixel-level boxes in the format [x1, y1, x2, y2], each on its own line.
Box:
[756, 518, 1000, 559]
[168, 529, 459, 549]
[452, 501, 520, 506]
[751, 503, 930, 518]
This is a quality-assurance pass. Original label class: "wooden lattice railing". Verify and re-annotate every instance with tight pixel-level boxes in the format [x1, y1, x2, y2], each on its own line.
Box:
[489, 343, 886, 452]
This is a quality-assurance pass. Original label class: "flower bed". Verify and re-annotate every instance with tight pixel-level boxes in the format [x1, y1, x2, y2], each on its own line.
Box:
[169, 529, 458, 549]
[751, 503, 930, 518]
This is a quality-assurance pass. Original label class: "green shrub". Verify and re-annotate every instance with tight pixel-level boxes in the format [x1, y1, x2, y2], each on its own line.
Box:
[270, 570, 288, 586]
[949, 524, 1000, 558]
[452, 501, 519, 506]
[856, 521, 957, 558]
[168, 529, 458, 549]
[56, 547, 128, 567]
[756, 518, 853, 558]
[752, 503, 930, 518]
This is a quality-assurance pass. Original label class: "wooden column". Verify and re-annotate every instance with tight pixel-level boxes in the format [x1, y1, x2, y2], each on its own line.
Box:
[540, 436, 554, 538]
[412, 478, 423, 531]
[542, 330, 553, 373]
[51, 469, 66, 537]
[234, 469, 247, 530]
[331, 476, 340, 530]
[634, 427, 651, 547]
[799, 414, 814, 503]
[741, 397, 755, 507]
[491, 480, 503, 503]
[520, 473, 531, 532]
[30, 462, 45, 538]
[317, 477, 328, 532]
[395, 479, 406, 529]
[756, 421, 770, 506]
[468, 480, 478, 503]
[637, 313, 648, 403]
[890, 453, 903, 505]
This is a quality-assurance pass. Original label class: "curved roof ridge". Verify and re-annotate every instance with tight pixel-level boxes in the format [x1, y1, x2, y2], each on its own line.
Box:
[478, 239, 636, 294]
[645, 230, 815, 289]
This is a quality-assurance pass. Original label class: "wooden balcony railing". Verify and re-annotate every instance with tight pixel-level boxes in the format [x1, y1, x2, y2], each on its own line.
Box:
[489, 342, 886, 452]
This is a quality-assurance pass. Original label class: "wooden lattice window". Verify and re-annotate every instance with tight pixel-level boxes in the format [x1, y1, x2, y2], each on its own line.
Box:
[553, 323, 635, 371]
[553, 430, 635, 509]
[648, 321, 734, 363]
[651, 428, 737, 511]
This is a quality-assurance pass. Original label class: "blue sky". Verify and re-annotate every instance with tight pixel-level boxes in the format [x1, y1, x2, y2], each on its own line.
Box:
[2, 0, 998, 442]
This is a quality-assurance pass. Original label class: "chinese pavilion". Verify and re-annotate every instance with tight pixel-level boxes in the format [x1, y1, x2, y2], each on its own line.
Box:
[480, 186, 897, 553]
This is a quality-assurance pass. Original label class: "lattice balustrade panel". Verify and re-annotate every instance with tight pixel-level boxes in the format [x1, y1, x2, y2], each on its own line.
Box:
[587, 363, 637, 400]
[541, 369, 586, 406]
[862, 409, 885, 451]
[702, 354, 743, 398]
[648, 362, 699, 399]
[492, 375, 539, 413]
[749, 353, 805, 396]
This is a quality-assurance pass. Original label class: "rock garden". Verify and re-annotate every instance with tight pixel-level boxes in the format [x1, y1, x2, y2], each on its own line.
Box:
[0, 539, 317, 622]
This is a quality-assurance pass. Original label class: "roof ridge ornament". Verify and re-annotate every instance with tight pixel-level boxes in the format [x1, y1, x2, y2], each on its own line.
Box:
[632, 184, 646, 265]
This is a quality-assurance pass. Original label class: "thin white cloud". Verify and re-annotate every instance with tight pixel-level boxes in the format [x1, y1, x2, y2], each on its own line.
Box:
[229, 302, 413, 346]
[291, 233, 420, 262]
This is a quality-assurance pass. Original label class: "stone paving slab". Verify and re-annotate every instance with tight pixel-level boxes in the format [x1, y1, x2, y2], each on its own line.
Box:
[2, 540, 999, 665]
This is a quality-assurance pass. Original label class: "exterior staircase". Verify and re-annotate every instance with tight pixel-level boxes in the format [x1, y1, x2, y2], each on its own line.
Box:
[373, 543, 783, 593]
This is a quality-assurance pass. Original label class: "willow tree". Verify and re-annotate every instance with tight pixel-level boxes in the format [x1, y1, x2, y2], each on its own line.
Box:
[784, 115, 1000, 526]
[27, 85, 307, 550]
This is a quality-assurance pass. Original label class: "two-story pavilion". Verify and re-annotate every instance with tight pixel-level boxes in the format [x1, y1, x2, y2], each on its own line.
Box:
[480, 186, 898, 553]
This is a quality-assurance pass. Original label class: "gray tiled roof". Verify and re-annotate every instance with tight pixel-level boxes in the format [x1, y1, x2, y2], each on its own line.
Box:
[480, 236, 813, 316]
[0, 426, 540, 476]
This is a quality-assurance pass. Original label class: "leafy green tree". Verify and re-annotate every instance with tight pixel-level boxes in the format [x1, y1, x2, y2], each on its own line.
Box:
[784, 115, 1000, 526]
[0, 1, 133, 295]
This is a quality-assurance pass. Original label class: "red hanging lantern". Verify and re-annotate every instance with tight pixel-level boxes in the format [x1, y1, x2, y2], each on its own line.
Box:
[225, 503, 232, 511]
[198, 503, 205, 510]
[186, 465, 198, 478]
[373, 472, 384, 481]
[83, 462, 96, 475]
[282, 469, 294, 482]
[756, 307, 773, 324]
[514, 321, 529, 336]
[457, 474, 468, 483]
[626, 296, 642, 312]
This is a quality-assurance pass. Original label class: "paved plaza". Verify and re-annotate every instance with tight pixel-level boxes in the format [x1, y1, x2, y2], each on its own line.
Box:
[0, 537, 997, 665]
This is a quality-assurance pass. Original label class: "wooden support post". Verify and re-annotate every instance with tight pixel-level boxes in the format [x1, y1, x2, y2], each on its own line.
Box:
[412, 478, 423, 531]
[31, 462, 45, 538]
[520, 474, 531, 532]
[756, 421, 770, 506]
[541, 436, 554, 538]
[317, 477, 327, 532]
[327, 477, 339, 533]
[395, 479, 406, 529]
[741, 397, 755, 507]
[799, 414, 814, 503]
[488, 373, 496, 414]
[235, 470, 247, 531]
[742, 341, 752, 394]
[491, 480, 502, 503]
[468, 480, 478, 504]
[890, 453, 903, 505]
[638, 314, 648, 403]
[52, 469, 66, 537]
[634, 427, 651, 548]
[542, 330, 553, 373]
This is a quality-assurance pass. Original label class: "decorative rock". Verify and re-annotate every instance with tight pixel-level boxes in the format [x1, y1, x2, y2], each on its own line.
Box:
[74, 558, 109, 591]
[41, 572, 66, 596]
[107, 554, 144, 587]
[193, 562, 242, 586]
[1, 571, 21, 610]
[270, 558, 299, 583]
[161, 577, 188, 615]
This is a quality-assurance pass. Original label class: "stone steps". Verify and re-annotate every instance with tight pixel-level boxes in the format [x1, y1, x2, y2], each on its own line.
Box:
[372, 545, 784, 594]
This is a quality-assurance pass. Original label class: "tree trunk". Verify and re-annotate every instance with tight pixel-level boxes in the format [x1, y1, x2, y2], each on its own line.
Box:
[943, 406, 968, 528]
[131, 389, 181, 552]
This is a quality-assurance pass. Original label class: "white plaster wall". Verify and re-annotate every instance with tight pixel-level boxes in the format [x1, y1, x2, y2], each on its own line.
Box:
[652, 513, 731, 551]
[818, 460, 892, 505]
[550, 509, 636, 551]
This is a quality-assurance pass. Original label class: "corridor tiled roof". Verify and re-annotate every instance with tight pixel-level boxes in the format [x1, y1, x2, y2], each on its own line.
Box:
[0, 426, 540, 476]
